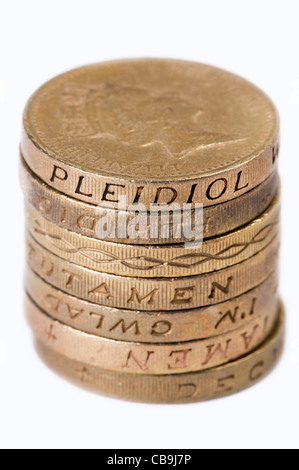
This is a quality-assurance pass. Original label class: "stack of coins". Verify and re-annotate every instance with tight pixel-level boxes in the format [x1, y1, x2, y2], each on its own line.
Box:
[20, 59, 284, 403]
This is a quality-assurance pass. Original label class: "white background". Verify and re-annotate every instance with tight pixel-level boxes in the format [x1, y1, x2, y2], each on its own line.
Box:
[0, 0, 298, 450]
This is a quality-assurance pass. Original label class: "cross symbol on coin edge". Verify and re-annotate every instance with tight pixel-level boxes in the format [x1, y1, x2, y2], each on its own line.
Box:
[44, 324, 56, 342]
[76, 367, 93, 382]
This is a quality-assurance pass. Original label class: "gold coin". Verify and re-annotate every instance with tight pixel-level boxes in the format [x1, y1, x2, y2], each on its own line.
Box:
[25, 189, 280, 277]
[34, 305, 284, 402]
[26, 267, 279, 343]
[22, 59, 279, 210]
[26, 232, 279, 311]
[20, 158, 279, 244]
[25, 293, 279, 375]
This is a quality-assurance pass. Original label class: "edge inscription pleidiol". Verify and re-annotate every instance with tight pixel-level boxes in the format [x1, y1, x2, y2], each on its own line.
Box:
[20, 158, 279, 244]
[22, 59, 280, 210]
[20, 58, 283, 403]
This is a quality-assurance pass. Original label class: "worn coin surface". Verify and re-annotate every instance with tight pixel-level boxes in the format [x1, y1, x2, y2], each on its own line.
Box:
[22, 59, 280, 209]
[25, 293, 279, 375]
[25, 190, 280, 277]
[26, 232, 279, 311]
[20, 158, 279, 244]
[34, 305, 284, 402]
[25, 267, 279, 343]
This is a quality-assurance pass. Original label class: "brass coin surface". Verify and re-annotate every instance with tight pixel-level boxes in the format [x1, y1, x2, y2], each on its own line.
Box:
[26, 232, 279, 311]
[22, 59, 279, 209]
[25, 293, 278, 375]
[25, 267, 279, 343]
[34, 305, 284, 403]
[25, 190, 280, 277]
[20, 158, 279, 244]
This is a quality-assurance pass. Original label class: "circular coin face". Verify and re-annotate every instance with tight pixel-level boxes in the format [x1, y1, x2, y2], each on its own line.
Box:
[23, 58, 279, 182]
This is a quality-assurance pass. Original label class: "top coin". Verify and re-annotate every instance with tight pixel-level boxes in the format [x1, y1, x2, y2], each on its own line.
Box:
[22, 59, 280, 209]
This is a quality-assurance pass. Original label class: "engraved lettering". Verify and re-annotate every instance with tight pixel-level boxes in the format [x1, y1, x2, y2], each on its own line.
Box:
[272, 341, 283, 364]
[44, 324, 56, 342]
[272, 143, 280, 164]
[109, 319, 141, 336]
[62, 270, 82, 289]
[45, 296, 83, 319]
[77, 215, 97, 234]
[89, 283, 113, 301]
[153, 187, 178, 205]
[168, 349, 192, 370]
[249, 297, 257, 316]
[60, 208, 67, 224]
[234, 171, 249, 192]
[261, 192, 271, 207]
[101, 183, 126, 203]
[187, 184, 198, 204]
[132, 186, 145, 205]
[127, 287, 158, 306]
[41, 257, 54, 276]
[206, 178, 228, 200]
[75, 176, 93, 197]
[215, 306, 239, 330]
[203, 216, 212, 232]
[178, 383, 197, 399]
[241, 324, 259, 350]
[50, 165, 68, 183]
[202, 339, 232, 366]
[240, 297, 257, 320]
[39, 198, 52, 214]
[27, 242, 36, 260]
[151, 321, 172, 336]
[208, 276, 233, 299]
[76, 367, 92, 382]
[249, 361, 264, 381]
[171, 286, 195, 305]
[89, 312, 104, 329]
[215, 375, 235, 394]
[45, 294, 60, 312]
[215, 297, 257, 330]
[65, 303, 84, 320]
[123, 350, 154, 371]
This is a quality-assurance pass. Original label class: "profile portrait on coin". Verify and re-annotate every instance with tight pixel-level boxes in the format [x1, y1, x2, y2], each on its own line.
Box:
[59, 79, 250, 170]
[24, 60, 278, 181]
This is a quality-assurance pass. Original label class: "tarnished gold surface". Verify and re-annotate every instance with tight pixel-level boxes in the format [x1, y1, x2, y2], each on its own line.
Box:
[20, 59, 283, 402]
[22, 59, 279, 209]
[25, 293, 279, 375]
[20, 159, 279, 244]
[25, 190, 280, 277]
[34, 305, 284, 403]
[26, 267, 279, 343]
[26, 232, 279, 311]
